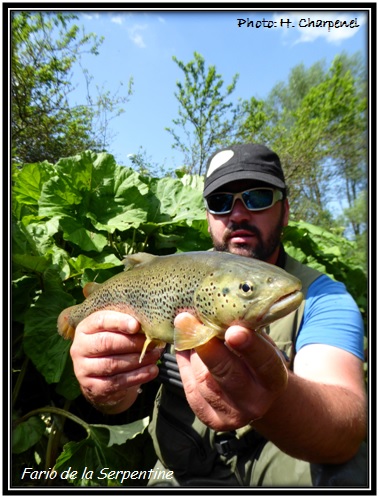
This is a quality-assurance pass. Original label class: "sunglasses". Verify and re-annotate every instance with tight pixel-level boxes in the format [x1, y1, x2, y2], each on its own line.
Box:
[205, 188, 283, 215]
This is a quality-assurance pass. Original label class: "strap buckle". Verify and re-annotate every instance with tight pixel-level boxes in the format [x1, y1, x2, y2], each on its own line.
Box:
[214, 432, 240, 457]
[214, 430, 267, 458]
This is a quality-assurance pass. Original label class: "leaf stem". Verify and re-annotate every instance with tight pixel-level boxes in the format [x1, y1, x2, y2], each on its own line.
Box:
[141, 234, 149, 252]
[12, 356, 29, 408]
[45, 399, 72, 473]
[15, 406, 91, 435]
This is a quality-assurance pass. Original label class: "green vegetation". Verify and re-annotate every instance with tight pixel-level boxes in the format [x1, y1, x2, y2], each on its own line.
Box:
[12, 152, 367, 486]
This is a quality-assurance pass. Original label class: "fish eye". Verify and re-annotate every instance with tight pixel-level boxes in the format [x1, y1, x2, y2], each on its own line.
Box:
[239, 281, 254, 293]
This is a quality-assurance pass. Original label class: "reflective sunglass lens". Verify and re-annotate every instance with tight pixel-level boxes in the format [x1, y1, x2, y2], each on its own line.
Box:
[206, 194, 233, 213]
[243, 190, 273, 209]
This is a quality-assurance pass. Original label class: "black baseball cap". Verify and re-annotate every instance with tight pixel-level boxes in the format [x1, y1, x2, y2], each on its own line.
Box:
[203, 144, 286, 197]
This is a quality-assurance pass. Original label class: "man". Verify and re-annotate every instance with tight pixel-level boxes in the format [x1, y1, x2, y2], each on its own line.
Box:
[70, 144, 367, 486]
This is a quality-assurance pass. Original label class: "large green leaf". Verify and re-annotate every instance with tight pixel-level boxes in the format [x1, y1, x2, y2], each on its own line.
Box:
[283, 220, 367, 309]
[38, 152, 150, 235]
[12, 161, 54, 206]
[23, 273, 75, 384]
[179, 173, 205, 191]
[12, 274, 40, 324]
[54, 354, 82, 400]
[12, 253, 51, 274]
[54, 417, 150, 486]
[13, 217, 72, 280]
[59, 217, 109, 252]
[68, 254, 122, 274]
[90, 417, 150, 447]
[12, 416, 46, 454]
[12, 217, 46, 258]
[20, 216, 60, 249]
[146, 176, 205, 224]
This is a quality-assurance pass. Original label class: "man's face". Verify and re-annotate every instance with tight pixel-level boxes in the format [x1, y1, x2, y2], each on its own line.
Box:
[206, 181, 289, 264]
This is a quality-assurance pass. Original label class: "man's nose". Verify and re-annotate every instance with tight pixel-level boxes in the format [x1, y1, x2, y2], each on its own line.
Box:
[229, 199, 252, 223]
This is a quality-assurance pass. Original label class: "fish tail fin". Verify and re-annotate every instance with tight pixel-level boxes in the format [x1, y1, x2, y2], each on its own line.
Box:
[57, 306, 77, 340]
[174, 313, 219, 351]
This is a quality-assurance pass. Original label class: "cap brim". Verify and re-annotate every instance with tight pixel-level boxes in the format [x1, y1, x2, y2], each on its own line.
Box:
[203, 171, 286, 197]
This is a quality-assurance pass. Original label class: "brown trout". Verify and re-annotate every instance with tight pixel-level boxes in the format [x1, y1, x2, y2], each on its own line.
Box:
[58, 251, 303, 361]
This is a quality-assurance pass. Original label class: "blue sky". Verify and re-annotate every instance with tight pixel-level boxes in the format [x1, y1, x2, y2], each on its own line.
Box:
[67, 7, 368, 171]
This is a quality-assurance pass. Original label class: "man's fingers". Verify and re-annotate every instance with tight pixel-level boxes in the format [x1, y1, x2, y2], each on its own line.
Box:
[77, 310, 141, 335]
[225, 326, 288, 392]
[80, 350, 162, 377]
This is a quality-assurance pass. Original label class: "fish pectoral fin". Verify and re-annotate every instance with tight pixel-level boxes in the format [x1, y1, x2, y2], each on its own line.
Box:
[139, 337, 166, 363]
[82, 282, 102, 298]
[139, 338, 152, 363]
[174, 313, 219, 351]
[122, 252, 158, 271]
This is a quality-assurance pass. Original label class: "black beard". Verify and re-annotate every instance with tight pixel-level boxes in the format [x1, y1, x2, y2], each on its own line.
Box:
[211, 217, 284, 262]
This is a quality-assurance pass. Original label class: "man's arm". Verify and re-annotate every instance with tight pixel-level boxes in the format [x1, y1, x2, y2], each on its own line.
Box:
[176, 321, 367, 465]
[252, 343, 367, 463]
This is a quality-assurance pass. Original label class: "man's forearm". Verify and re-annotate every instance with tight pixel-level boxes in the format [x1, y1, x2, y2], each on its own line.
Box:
[251, 372, 367, 464]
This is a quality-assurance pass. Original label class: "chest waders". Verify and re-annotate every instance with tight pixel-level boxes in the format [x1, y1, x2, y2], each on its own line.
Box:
[148, 254, 368, 487]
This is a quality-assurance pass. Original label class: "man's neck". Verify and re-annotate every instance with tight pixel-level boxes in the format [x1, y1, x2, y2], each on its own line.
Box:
[274, 244, 286, 269]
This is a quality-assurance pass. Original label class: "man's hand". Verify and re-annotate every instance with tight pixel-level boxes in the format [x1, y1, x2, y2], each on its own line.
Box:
[70, 310, 163, 413]
[175, 312, 288, 431]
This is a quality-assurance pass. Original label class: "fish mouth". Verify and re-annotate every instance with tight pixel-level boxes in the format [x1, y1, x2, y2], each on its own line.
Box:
[260, 290, 304, 323]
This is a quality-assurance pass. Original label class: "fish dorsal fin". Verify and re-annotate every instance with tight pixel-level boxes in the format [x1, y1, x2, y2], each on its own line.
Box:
[122, 252, 158, 270]
[82, 282, 102, 298]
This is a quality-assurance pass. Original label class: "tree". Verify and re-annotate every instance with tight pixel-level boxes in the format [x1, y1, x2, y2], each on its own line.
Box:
[284, 55, 367, 232]
[11, 11, 133, 165]
[233, 97, 270, 144]
[235, 59, 333, 223]
[325, 53, 367, 238]
[166, 52, 239, 175]
[338, 189, 367, 262]
[235, 53, 367, 236]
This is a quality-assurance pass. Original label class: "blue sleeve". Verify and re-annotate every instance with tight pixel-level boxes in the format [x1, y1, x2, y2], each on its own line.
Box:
[295, 275, 365, 361]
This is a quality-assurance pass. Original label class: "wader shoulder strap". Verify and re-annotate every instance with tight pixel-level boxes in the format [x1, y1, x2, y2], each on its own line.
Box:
[268, 254, 323, 353]
[284, 254, 323, 293]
